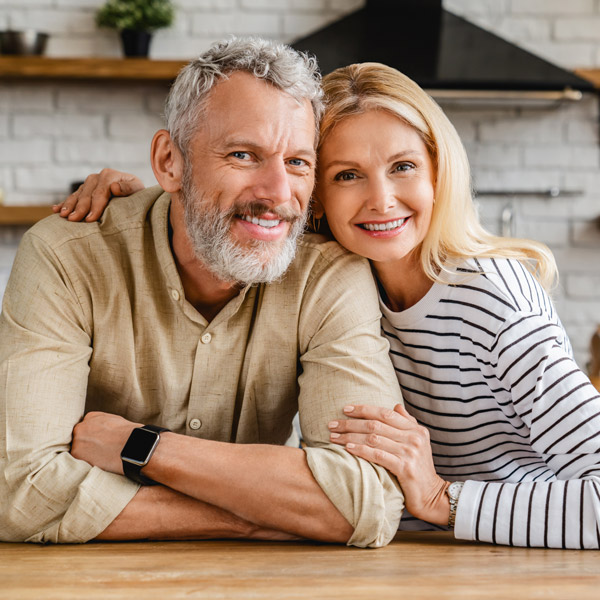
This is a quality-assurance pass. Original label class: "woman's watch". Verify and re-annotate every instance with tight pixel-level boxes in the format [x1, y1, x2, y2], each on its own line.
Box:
[446, 481, 464, 529]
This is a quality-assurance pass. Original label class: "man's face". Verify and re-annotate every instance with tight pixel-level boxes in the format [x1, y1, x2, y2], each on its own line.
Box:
[178, 71, 317, 285]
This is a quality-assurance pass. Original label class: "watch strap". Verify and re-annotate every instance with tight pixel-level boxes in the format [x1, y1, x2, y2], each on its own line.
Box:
[122, 424, 170, 486]
[446, 481, 465, 529]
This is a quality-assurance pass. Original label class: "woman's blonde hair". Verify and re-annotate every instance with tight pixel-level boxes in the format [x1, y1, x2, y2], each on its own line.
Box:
[318, 63, 557, 290]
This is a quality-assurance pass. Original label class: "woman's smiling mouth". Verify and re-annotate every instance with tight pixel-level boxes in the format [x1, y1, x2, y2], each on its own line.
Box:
[357, 217, 410, 234]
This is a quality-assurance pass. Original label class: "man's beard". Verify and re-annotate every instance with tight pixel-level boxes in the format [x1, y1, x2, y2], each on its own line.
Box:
[179, 160, 307, 286]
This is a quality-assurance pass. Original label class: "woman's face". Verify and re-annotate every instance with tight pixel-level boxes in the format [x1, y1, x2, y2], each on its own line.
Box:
[316, 110, 435, 268]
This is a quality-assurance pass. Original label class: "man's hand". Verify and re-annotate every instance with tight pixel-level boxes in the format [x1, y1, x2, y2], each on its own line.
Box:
[71, 411, 142, 474]
[53, 168, 144, 222]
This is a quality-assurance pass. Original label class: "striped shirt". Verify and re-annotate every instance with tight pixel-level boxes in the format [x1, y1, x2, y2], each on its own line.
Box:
[381, 257, 600, 548]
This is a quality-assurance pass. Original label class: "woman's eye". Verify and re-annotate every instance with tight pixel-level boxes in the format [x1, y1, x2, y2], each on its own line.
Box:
[394, 162, 415, 173]
[334, 171, 357, 181]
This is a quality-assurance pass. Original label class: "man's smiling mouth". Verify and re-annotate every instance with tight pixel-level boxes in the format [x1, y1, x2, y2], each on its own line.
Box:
[239, 214, 281, 229]
[358, 217, 409, 232]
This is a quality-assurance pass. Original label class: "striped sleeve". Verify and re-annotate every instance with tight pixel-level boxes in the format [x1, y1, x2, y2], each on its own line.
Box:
[454, 311, 600, 548]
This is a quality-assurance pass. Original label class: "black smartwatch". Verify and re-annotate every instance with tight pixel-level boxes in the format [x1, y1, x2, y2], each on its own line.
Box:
[121, 424, 170, 485]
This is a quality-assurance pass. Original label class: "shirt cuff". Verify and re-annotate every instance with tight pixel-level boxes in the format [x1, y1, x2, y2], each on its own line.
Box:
[304, 445, 404, 548]
[26, 467, 139, 544]
[453, 479, 484, 541]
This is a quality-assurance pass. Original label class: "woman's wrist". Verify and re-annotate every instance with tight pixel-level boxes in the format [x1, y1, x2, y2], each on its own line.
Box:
[430, 480, 451, 526]
[410, 478, 451, 526]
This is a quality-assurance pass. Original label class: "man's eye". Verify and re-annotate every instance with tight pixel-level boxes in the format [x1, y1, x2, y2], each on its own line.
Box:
[288, 158, 307, 167]
[334, 171, 357, 181]
[230, 151, 251, 160]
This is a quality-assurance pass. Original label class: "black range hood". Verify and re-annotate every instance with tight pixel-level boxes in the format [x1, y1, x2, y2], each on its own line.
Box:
[292, 0, 594, 99]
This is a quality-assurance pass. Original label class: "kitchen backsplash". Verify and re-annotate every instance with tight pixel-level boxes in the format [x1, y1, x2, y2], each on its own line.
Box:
[0, 0, 599, 369]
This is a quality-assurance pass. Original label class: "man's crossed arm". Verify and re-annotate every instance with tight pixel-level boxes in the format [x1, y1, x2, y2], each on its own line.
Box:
[71, 412, 353, 543]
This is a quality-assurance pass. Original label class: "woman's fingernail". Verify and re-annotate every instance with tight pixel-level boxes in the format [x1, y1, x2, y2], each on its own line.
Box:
[328, 421, 338, 429]
[330, 432, 340, 439]
[346, 443, 356, 449]
[343, 406, 354, 414]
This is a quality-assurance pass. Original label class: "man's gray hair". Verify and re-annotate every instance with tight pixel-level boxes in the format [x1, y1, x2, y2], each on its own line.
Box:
[165, 36, 324, 152]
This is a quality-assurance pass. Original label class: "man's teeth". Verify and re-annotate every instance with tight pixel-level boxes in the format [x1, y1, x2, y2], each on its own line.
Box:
[241, 215, 281, 228]
[361, 218, 407, 231]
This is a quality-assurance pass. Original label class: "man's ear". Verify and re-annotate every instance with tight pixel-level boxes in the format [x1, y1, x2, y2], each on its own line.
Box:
[151, 129, 184, 193]
[311, 194, 325, 220]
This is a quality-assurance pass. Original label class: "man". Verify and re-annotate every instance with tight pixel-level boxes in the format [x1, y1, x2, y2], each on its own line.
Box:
[0, 38, 404, 547]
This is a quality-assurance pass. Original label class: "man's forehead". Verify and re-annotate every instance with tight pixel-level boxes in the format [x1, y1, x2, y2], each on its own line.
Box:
[201, 71, 316, 144]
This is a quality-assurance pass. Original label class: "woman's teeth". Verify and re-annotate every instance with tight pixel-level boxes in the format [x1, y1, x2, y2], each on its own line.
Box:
[240, 215, 281, 228]
[361, 218, 407, 231]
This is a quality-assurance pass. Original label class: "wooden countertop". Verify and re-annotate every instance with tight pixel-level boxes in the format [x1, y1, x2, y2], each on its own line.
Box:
[1, 532, 598, 599]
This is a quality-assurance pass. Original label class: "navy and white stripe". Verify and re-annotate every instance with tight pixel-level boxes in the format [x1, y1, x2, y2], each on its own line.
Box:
[382, 257, 600, 548]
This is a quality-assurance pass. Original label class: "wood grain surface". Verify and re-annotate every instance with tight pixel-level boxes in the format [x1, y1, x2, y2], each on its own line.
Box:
[0, 205, 54, 225]
[1, 532, 598, 599]
[0, 57, 186, 81]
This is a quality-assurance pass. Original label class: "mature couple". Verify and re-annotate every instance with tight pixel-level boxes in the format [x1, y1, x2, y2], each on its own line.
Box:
[1, 37, 599, 549]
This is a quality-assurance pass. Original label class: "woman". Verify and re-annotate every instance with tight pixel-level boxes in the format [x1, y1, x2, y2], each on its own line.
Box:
[57, 63, 600, 549]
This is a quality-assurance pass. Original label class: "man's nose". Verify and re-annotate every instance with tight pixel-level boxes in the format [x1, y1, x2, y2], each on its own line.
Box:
[365, 175, 396, 212]
[254, 160, 293, 206]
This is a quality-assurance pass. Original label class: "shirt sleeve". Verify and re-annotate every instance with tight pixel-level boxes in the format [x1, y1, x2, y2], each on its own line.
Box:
[0, 230, 139, 543]
[454, 311, 600, 548]
[297, 249, 405, 548]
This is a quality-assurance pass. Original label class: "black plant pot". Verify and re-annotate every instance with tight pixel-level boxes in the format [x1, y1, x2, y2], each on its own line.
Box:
[120, 29, 153, 58]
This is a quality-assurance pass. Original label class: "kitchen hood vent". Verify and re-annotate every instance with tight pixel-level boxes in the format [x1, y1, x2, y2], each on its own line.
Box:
[292, 0, 594, 102]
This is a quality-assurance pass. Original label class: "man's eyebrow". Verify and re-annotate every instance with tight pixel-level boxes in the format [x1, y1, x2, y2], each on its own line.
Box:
[222, 138, 260, 151]
[222, 139, 316, 160]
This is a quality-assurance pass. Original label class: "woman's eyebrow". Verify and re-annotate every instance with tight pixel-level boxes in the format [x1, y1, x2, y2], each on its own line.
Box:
[322, 150, 425, 170]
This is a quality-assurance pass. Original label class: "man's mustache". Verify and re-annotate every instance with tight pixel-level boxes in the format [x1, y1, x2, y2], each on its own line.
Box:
[230, 200, 304, 222]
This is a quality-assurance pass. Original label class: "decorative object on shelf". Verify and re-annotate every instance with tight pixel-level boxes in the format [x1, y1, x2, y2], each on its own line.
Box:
[0, 30, 49, 55]
[96, 0, 175, 58]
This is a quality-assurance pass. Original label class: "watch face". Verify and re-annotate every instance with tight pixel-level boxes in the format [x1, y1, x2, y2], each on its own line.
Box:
[120, 428, 160, 466]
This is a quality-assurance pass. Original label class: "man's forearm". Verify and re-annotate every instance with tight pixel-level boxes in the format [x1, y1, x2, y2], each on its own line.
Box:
[96, 485, 300, 541]
[142, 434, 354, 543]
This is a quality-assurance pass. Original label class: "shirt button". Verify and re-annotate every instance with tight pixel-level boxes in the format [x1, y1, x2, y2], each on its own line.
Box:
[189, 418, 202, 430]
[171, 289, 180, 301]
[201, 332, 212, 344]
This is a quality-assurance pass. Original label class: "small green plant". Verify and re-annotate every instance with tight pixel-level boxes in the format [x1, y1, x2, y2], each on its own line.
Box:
[96, 0, 175, 32]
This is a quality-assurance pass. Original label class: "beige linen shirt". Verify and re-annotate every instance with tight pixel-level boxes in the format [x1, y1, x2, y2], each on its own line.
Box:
[0, 187, 404, 547]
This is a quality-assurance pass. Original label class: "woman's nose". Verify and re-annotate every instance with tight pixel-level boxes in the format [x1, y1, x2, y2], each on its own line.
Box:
[364, 176, 396, 212]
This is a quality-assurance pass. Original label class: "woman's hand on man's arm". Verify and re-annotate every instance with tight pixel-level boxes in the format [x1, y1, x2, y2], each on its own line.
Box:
[328, 403, 451, 527]
[52, 168, 145, 222]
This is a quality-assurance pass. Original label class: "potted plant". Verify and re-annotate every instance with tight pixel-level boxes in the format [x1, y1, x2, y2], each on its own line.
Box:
[96, 0, 175, 58]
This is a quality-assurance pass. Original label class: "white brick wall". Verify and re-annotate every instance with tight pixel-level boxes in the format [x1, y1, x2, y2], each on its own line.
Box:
[0, 0, 599, 368]
[445, 0, 600, 69]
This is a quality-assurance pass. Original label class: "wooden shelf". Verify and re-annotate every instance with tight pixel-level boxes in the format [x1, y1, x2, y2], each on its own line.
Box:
[1, 57, 597, 90]
[0, 205, 54, 225]
[575, 68, 600, 89]
[0, 56, 187, 81]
